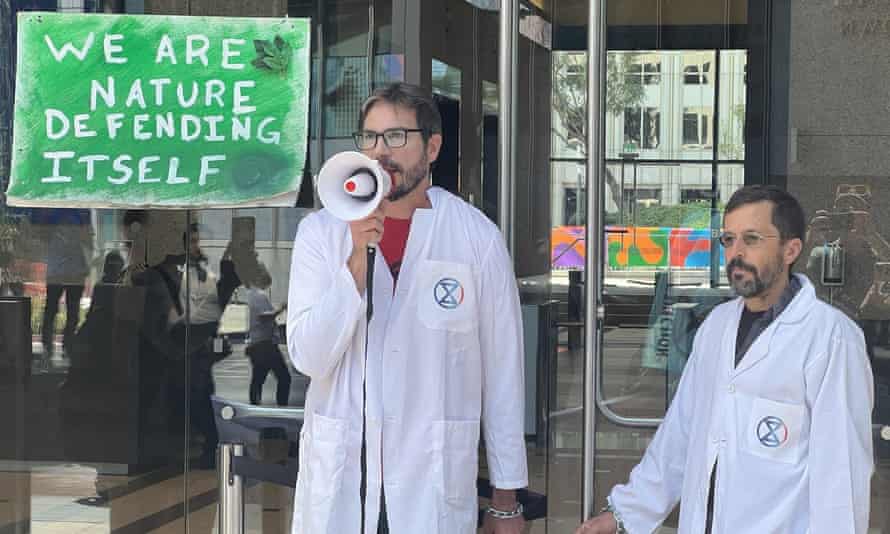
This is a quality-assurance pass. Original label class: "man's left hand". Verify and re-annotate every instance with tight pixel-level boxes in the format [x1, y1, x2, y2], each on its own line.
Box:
[481, 513, 526, 534]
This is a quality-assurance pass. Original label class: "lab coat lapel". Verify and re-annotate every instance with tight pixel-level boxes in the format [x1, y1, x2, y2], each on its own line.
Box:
[719, 297, 776, 377]
[373, 245, 394, 303]
[720, 299, 744, 373]
[393, 189, 439, 299]
[733, 326, 776, 376]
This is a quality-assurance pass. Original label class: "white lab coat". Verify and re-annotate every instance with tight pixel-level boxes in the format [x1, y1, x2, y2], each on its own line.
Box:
[610, 274, 874, 534]
[286, 187, 528, 534]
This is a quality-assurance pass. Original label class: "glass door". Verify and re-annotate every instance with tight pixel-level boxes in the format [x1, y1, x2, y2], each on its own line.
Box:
[586, 0, 890, 531]
[586, 1, 759, 529]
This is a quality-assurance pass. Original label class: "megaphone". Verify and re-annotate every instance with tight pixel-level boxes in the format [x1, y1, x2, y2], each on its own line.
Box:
[317, 151, 392, 221]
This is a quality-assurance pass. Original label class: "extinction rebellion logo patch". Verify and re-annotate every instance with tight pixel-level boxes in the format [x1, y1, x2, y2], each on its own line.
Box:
[756, 416, 788, 448]
[434, 278, 464, 310]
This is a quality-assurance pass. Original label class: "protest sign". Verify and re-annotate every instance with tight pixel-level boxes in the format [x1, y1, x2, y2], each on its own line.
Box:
[8, 12, 310, 208]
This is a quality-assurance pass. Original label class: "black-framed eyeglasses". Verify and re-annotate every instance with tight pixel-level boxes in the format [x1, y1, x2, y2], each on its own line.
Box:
[718, 231, 780, 248]
[353, 128, 425, 150]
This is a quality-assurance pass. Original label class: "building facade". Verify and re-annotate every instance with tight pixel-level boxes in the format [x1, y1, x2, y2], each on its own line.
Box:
[2, 1, 890, 533]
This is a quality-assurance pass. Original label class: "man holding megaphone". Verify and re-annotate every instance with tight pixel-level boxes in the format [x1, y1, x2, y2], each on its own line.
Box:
[287, 83, 528, 534]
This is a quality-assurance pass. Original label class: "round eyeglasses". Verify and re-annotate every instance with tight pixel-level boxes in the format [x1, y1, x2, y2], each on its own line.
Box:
[718, 231, 780, 248]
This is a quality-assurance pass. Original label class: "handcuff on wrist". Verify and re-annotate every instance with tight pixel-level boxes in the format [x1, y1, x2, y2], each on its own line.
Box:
[600, 500, 628, 534]
[485, 502, 524, 520]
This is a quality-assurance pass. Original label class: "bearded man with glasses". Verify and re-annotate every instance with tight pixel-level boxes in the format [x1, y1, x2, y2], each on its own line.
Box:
[577, 185, 874, 534]
[287, 83, 528, 534]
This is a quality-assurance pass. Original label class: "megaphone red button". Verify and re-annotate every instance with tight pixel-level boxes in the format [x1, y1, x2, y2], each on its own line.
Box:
[342, 171, 377, 197]
[317, 151, 392, 221]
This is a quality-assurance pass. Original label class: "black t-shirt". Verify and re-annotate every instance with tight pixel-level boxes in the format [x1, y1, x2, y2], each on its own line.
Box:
[735, 306, 768, 366]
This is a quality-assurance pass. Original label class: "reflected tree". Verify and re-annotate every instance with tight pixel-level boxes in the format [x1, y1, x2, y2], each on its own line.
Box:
[552, 52, 646, 220]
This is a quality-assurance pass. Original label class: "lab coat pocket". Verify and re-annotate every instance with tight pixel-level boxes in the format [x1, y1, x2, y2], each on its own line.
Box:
[430, 419, 481, 504]
[307, 413, 348, 502]
[418, 260, 478, 334]
[742, 396, 806, 464]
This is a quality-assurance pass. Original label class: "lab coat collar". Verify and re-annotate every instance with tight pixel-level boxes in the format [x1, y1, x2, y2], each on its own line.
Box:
[773, 274, 815, 326]
[730, 274, 815, 376]
[402, 186, 447, 256]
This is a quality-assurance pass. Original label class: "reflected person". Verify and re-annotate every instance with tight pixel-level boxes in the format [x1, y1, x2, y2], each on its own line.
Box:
[170, 223, 240, 469]
[245, 263, 290, 406]
[41, 208, 93, 360]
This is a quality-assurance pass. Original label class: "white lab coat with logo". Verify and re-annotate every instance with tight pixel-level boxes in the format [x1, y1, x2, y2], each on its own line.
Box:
[286, 187, 528, 534]
[610, 275, 874, 533]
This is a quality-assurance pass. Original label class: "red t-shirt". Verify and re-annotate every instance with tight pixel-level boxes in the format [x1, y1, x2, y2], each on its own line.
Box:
[379, 217, 412, 283]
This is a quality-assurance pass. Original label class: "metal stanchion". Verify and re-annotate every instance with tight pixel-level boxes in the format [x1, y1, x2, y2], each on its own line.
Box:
[218, 442, 244, 534]
[213, 397, 304, 534]
[210, 396, 547, 531]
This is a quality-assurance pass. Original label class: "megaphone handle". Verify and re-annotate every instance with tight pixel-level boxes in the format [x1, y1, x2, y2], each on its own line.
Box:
[366, 245, 376, 322]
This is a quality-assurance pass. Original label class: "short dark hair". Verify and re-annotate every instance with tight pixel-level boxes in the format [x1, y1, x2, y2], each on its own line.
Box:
[358, 83, 442, 143]
[724, 185, 806, 246]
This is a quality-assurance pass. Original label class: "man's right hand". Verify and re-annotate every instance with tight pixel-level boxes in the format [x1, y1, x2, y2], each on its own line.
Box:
[575, 512, 618, 534]
[347, 208, 385, 293]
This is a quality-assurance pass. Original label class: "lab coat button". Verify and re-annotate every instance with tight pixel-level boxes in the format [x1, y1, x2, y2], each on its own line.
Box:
[728, 384, 735, 394]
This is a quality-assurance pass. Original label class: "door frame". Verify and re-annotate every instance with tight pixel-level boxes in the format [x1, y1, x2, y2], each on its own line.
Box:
[583, 0, 607, 520]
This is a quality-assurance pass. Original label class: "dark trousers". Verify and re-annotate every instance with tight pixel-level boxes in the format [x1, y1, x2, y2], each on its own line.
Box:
[704, 465, 716, 533]
[42, 283, 84, 353]
[247, 340, 291, 406]
[170, 321, 222, 460]
[377, 491, 389, 534]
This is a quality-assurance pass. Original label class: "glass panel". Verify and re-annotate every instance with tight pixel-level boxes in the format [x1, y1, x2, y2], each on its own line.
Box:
[323, 55, 369, 138]
[0, 205, 191, 533]
[278, 207, 308, 244]
[552, 161, 586, 228]
[552, 51, 587, 159]
[718, 50, 746, 161]
[431, 58, 462, 194]
[594, 0, 888, 531]
[1, 0, 198, 531]
[596, 2, 749, 527]
[233, 208, 275, 241]
[598, 183, 740, 528]
[482, 79, 499, 221]
[187, 206, 306, 534]
[548, 3, 587, 530]
[606, 50, 734, 161]
[320, 2, 372, 140]
[432, 58, 462, 101]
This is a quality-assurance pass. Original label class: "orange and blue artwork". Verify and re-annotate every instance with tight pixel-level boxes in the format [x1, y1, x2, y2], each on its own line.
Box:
[551, 225, 725, 269]
[552, 226, 586, 269]
[669, 228, 725, 268]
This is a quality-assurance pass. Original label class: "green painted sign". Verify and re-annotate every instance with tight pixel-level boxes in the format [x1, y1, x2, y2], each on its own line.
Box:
[8, 12, 310, 208]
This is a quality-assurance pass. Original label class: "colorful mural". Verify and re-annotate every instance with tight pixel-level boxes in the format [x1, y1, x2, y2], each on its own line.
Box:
[669, 228, 724, 268]
[551, 226, 586, 269]
[551, 225, 725, 270]
[607, 226, 670, 268]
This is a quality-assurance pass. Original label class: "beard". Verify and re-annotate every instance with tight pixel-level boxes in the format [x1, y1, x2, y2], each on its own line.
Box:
[726, 253, 784, 298]
[380, 152, 429, 202]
